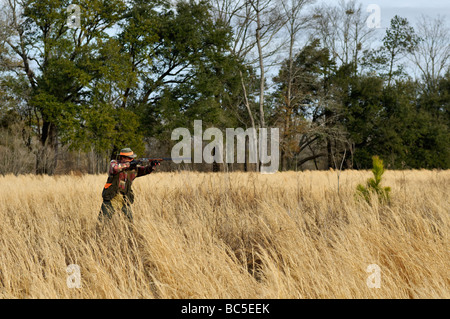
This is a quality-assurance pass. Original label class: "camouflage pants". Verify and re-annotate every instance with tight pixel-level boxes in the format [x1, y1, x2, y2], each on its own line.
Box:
[98, 193, 133, 221]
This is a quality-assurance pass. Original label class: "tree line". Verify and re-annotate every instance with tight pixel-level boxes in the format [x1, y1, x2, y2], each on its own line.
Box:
[0, 0, 449, 174]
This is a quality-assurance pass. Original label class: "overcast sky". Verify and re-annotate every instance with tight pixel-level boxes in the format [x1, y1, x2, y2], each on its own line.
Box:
[325, 0, 450, 29]
[266, 0, 450, 84]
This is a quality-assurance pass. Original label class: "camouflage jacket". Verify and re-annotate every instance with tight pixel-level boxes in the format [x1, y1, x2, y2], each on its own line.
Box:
[102, 160, 153, 202]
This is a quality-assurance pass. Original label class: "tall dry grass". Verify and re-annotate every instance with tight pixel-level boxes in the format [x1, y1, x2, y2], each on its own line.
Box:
[0, 170, 448, 298]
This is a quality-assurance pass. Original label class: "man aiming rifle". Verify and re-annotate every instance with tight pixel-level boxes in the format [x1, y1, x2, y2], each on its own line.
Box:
[98, 147, 161, 222]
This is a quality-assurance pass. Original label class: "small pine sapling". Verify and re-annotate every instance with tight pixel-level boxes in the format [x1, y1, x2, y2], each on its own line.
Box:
[356, 156, 391, 204]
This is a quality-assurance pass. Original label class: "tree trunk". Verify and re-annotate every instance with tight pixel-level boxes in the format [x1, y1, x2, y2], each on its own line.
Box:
[212, 147, 220, 172]
[240, 70, 258, 172]
[255, 4, 266, 130]
[36, 120, 58, 175]
[244, 137, 248, 172]
[326, 137, 333, 169]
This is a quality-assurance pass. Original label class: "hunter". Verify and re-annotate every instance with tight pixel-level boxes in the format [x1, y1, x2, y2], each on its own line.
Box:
[98, 147, 160, 221]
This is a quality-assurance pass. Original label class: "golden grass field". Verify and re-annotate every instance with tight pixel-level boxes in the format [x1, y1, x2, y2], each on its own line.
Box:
[0, 169, 448, 298]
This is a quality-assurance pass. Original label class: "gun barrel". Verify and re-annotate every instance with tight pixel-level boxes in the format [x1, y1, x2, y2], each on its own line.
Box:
[139, 157, 191, 162]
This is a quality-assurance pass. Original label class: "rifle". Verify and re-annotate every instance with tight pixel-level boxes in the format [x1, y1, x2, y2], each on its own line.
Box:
[131, 157, 191, 168]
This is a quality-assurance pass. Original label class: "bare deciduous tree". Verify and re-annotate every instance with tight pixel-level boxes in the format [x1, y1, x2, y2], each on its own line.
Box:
[211, 0, 288, 170]
[310, 0, 374, 72]
[411, 15, 450, 92]
[276, 0, 312, 169]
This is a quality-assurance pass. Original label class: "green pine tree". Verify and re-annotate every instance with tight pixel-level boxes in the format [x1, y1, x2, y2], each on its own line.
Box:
[356, 156, 391, 204]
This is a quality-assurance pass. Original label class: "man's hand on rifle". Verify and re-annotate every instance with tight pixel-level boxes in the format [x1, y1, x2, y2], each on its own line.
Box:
[150, 160, 161, 168]
[129, 159, 139, 169]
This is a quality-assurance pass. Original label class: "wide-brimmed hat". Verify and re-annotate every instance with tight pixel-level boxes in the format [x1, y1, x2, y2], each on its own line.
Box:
[119, 148, 137, 158]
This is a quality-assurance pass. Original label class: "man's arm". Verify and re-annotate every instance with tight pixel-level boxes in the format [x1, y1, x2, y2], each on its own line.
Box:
[136, 165, 152, 177]
[136, 160, 160, 177]
[109, 160, 131, 175]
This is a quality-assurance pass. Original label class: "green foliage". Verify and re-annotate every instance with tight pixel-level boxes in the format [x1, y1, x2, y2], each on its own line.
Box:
[384, 15, 420, 55]
[136, 0, 246, 139]
[1, 0, 449, 173]
[271, 39, 338, 169]
[356, 156, 391, 204]
[363, 15, 419, 85]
